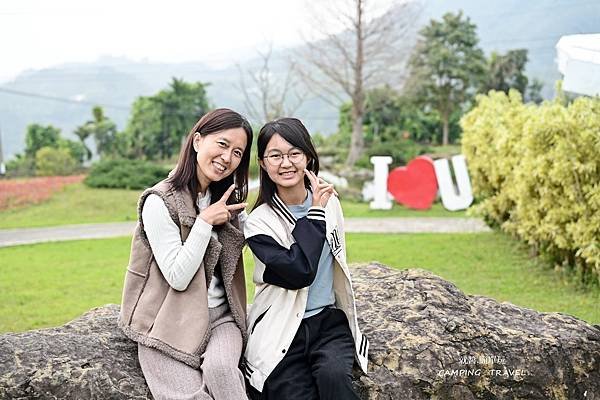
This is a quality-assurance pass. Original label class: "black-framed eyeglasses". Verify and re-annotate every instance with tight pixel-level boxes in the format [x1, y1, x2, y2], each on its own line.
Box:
[264, 150, 305, 166]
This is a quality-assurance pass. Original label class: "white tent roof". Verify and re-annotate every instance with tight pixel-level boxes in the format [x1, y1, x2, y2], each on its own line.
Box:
[556, 34, 600, 96]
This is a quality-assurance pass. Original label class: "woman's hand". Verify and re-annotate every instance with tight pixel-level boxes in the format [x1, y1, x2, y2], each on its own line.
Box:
[199, 184, 247, 226]
[304, 169, 338, 208]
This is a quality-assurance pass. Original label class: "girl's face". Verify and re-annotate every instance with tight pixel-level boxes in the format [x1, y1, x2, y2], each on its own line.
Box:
[194, 128, 248, 188]
[260, 133, 309, 190]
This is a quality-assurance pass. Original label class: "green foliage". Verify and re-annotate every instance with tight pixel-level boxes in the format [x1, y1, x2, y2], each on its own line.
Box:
[35, 147, 78, 176]
[5, 155, 35, 177]
[123, 78, 210, 160]
[58, 138, 86, 164]
[8, 124, 83, 177]
[481, 49, 529, 95]
[407, 11, 486, 145]
[356, 137, 428, 169]
[24, 124, 61, 158]
[330, 87, 434, 168]
[479, 49, 544, 104]
[248, 128, 260, 179]
[462, 90, 600, 283]
[74, 106, 119, 159]
[525, 78, 544, 104]
[336, 86, 463, 153]
[84, 159, 170, 190]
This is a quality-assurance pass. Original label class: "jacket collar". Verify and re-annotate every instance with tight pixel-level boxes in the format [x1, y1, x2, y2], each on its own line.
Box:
[173, 185, 198, 227]
[271, 192, 297, 226]
[271, 189, 318, 226]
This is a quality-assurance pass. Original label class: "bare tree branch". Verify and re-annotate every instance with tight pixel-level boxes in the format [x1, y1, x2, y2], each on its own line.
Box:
[296, 0, 421, 166]
[236, 45, 308, 124]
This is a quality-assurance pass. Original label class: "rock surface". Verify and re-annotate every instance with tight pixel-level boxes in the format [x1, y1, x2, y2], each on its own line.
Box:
[2, 263, 600, 399]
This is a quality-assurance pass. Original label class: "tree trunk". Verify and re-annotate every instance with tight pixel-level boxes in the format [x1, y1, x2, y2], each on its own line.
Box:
[345, 0, 365, 168]
[442, 110, 449, 146]
[345, 103, 364, 167]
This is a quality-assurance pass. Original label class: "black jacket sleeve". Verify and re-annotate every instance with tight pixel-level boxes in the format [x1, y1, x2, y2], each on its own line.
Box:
[246, 217, 326, 290]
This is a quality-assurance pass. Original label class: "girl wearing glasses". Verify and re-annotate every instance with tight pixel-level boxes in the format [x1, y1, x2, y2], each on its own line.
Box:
[119, 109, 252, 400]
[243, 118, 368, 399]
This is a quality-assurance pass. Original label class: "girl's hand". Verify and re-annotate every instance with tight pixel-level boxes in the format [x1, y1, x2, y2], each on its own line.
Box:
[199, 184, 247, 225]
[304, 169, 337, 208]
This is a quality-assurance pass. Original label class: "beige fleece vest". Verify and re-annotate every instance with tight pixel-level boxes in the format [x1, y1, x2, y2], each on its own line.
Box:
[118, 179, 247, 368]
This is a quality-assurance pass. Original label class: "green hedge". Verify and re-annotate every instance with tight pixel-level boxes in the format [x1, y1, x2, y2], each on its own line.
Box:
[85, 159, 170, 190]
[35, 147, 78, 177]
[461, 90, 600, 283]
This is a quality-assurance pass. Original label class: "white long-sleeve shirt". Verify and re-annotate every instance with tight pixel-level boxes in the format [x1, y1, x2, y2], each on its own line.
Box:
[141, 190, 228, 307]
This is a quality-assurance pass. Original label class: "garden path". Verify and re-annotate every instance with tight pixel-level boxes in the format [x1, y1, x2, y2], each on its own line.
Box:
[0, 217, 490, 248]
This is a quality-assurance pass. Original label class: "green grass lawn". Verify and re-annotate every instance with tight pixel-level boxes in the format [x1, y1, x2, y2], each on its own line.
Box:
[1, 232, 597, 333]
[0, 183, 466, 229]
[0, 183, 141, 229]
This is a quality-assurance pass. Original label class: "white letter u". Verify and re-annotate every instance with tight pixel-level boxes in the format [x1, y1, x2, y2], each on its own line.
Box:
[433, 155, 473, 211]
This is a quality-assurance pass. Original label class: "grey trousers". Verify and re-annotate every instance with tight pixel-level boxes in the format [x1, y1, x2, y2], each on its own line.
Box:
[138, 303, 248, 400]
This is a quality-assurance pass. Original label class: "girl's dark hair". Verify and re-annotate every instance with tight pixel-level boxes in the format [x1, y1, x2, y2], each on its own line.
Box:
[253, 117, 319, 211]
[168, 108, 253, 211]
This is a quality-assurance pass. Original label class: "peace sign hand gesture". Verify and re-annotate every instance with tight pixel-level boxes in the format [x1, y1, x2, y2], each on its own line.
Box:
[199, 184, 247, 226]
[304, 169, 338, 208]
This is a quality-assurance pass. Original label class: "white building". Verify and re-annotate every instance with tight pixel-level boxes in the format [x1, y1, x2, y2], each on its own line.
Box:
[556, 34, 600, 96]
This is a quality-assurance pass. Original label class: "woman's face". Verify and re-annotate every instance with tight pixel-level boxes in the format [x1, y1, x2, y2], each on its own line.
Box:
[193, 127, 248, 187]
[260, 133, 309, 190]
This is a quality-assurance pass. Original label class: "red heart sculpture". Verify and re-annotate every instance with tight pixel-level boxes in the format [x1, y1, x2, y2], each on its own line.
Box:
[387, 156, 438, 209]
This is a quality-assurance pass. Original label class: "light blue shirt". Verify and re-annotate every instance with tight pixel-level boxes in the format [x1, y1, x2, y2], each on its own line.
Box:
[288, 192, 335, 318]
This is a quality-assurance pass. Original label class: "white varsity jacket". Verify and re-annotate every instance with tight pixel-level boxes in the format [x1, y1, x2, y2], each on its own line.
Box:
[243, 192, 369, 392]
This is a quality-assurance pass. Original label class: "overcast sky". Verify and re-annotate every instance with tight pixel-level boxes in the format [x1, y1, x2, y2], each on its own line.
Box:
[0, 0, 397, 83]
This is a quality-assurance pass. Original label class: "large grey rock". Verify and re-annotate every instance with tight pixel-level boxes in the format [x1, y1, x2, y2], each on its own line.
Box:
[0, 304, 149, 399]
[1, 263, 599, 399]
[351, 264, 600, 399]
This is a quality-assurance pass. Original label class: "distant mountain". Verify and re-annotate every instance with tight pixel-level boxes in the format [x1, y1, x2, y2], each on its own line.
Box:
[1, 0, 598, 160]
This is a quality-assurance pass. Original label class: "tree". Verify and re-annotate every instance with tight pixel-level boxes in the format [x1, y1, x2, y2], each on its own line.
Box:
[407, 11, 486, 146]
[58, 138, 86, 164]
[337, 85, 450, 148]
[237, 46, 306, 124]
[298, 0, 419, 167]
[123, 97, 162, 159]
[74, 106, 118, 159]
[124, 79, 210, 159]
[481, 49, 529, 94]
[525, 78, 544, 104]
[74, 121, 93, 161]
[25, 124, 60, 158]
[480, 49, 544, 104]
[9, 124, 82, 177]
[156, 78, 209, 157]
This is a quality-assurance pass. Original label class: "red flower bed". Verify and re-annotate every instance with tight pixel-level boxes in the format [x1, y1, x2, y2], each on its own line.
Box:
[0, 175, 85, 210]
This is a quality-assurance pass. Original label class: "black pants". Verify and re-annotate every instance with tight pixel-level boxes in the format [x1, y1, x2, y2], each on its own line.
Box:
[249, 308, 359, 400]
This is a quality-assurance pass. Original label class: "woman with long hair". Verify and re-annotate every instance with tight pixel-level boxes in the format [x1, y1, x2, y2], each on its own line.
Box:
[243, 118, 369, 399]
[119, 108, 252, 400]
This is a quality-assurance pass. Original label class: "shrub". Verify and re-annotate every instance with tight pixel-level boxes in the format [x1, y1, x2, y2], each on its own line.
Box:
[356, 136, 429, 169]
[35, 147, 79, 177]
[58, 138, 87, 164]
[5, 155, 35, 178]
[461, 90, 600, 283]
[85, 159, 170, 190]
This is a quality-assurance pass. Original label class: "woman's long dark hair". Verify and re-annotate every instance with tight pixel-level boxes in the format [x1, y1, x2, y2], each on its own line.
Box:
[168, 108, 253, 211]
[253, 117, 319, 211]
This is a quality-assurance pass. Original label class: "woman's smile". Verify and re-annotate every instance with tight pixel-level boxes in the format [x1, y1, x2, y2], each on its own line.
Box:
[212, 160, 227, 174]
[279, 170, 297, 179]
